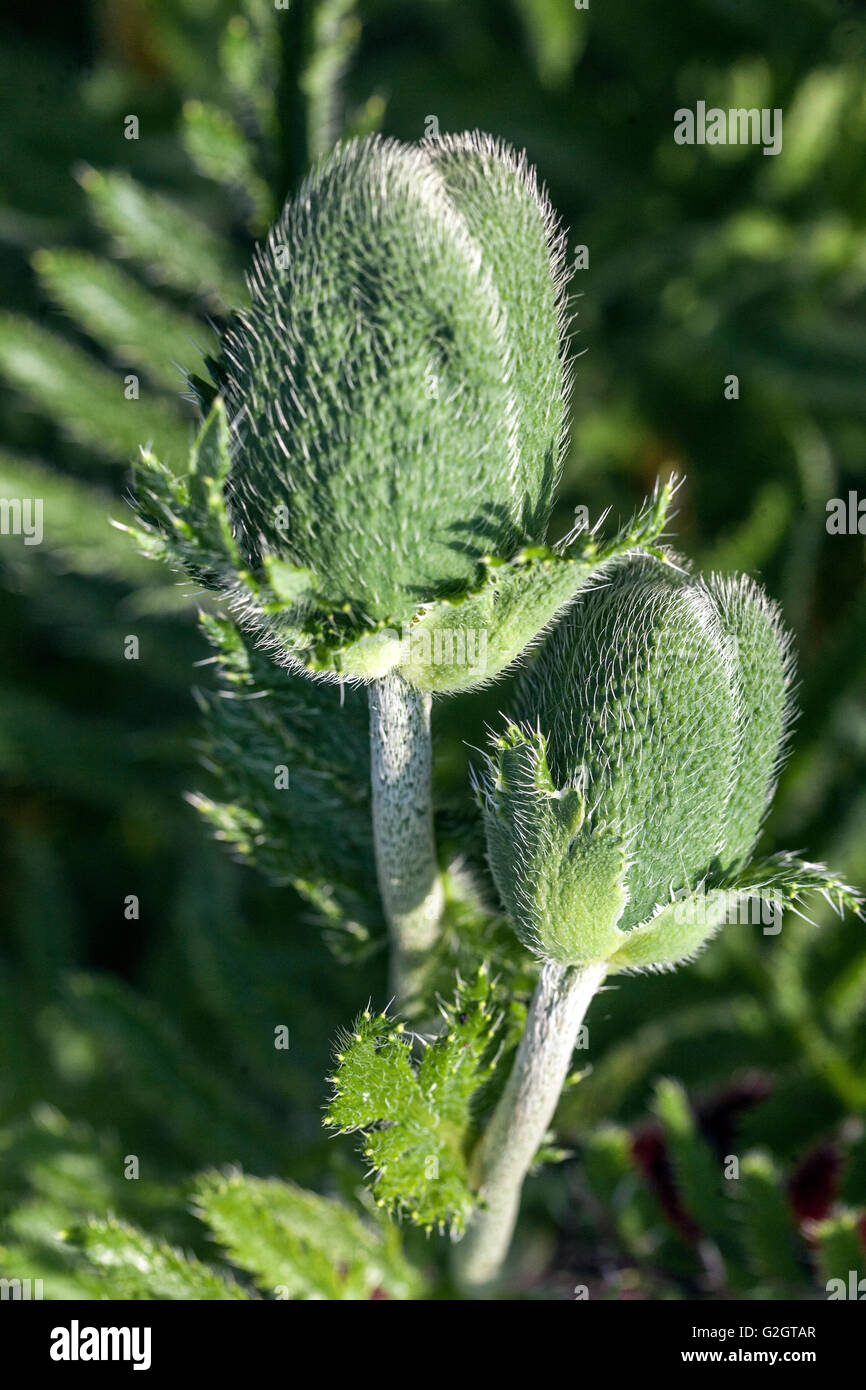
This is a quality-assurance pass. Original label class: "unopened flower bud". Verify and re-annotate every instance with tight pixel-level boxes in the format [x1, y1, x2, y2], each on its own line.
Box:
[480, 554, 798, 969]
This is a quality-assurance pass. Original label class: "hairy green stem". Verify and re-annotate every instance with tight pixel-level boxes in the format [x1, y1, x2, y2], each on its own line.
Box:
[369, 674, 444, 1004]
[453, 958, 608, 1295]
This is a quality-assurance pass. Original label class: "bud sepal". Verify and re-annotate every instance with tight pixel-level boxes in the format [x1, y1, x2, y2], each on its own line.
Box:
[122, 402, 677, 692]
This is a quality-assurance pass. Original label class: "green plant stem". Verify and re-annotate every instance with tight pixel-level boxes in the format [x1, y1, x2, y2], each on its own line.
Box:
[453, 958, 608, 1296]
[368, 674, 444, 1005]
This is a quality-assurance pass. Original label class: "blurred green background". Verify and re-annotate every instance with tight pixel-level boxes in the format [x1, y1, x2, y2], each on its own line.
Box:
[0, 0, 864, 1299]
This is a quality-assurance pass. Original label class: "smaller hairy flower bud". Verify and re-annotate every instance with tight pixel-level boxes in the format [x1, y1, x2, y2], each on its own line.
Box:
[478, 554, 853, 971]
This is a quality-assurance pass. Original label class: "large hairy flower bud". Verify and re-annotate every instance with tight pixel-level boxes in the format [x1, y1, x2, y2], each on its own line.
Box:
[130, 133, 675, 691]
[221, 132, 569, 633]
[478, 554, 819, 971]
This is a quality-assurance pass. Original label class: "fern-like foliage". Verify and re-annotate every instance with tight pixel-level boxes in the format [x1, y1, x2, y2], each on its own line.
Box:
[63, 1171, 419, 1302]
[68, 1217, 249, 1301]
[193, 1171, 420, 1300]
[325, 970, 523, 1233]
[189, 612, 380, 959]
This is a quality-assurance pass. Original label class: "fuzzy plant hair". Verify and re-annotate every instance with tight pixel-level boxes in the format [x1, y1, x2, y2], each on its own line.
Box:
[125, 132, 675, 693]
[478, 554, 862, 972]
[220, 132, 570, 620]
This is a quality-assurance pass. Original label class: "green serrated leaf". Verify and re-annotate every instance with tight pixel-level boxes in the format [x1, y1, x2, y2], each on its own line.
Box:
[194, 1171, 419, 1300]
[326, 972, 518, 1233]
[188, 609, 379, 947]
[653, 1079, 728, 1245]
[735, 1151, 804, 1289]
[33, 249, 214, 390]
[301, 0, 363, 159]
[68, 1217, 248, 1300]
[126, 400, 243, 583]
[66, 974, 288, 1172]
[726, 851, 864, 922]
[78, 167, 246, 309]
[182, 101, 273, 231]
[0, 314, 191, 464]
[219, 5, 280, 138]
[0, 448, 155, 582]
